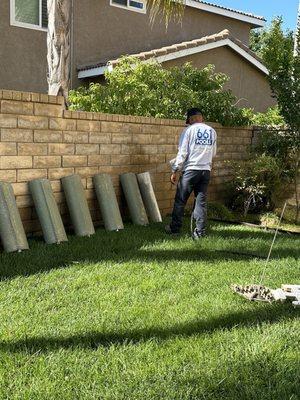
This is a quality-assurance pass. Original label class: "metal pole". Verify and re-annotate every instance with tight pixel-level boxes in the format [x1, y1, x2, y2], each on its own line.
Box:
[259, 201, 287, 284]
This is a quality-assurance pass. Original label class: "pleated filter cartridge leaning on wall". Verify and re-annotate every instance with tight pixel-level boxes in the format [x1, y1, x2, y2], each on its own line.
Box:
[0, 181, 29, 253]
[0, 171, 162, 253]
[29, 178, 68, 245]
[120, 173, 149, 226]
[137, 172, 162, 223]
[61, 174, 95, 237]
[93, 173, 124, 232]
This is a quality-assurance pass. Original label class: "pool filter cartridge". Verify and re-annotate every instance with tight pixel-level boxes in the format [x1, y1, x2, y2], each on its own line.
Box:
[0, 181, 29, 252]
[137, 172, 162, 223]
[29, 178, 68, 244]
[61, 174, 95, 237]
[93, 173, 124, 231]
[120, 172, 148, 226]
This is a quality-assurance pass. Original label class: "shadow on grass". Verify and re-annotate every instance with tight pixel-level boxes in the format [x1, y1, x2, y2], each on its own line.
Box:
[0, 221, 298, 281]
[182, 353, 300, 399]
[0, 303, 298, 353]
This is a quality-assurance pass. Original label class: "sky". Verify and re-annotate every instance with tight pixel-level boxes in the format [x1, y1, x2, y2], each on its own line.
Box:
[209, 0, 299, 31]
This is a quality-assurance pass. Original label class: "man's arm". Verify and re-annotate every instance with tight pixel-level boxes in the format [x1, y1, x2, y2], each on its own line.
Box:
[170, 128, 190, 184]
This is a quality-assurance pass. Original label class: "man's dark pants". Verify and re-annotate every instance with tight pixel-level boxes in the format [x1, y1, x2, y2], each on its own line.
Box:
[170, 170, 210, 233]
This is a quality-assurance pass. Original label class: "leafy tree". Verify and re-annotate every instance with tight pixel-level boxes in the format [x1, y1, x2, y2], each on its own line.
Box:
[250, 16, 299, 222]
[250, 18, 294, 59]
[249, 28, 267, 56]
[262, 18, 300, 222]
[251, 106, 285, 127]
[261, 19, 299, 129]
[69, 57, 251, 126]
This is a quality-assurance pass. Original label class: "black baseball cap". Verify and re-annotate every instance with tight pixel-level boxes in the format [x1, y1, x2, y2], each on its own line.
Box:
[186, 108, 203, 124]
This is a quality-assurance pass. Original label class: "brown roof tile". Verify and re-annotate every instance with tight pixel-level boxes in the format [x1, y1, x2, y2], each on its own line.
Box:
[77, 61, 107, 72]
[78, 30, 265, 73]
[108, 29, 264, 66]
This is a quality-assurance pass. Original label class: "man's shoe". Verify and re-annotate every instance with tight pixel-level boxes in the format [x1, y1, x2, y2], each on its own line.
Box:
[192, 228, 205, 241]
[165, 225, 180, 235]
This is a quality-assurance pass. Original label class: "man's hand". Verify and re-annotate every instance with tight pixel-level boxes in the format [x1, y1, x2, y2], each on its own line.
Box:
[170, 172, 177, 185]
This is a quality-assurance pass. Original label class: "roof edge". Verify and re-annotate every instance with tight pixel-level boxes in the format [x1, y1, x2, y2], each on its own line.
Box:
[149, 38, 268, 75]
[78, 30, 268, 79]
[185, 0, 266, 27]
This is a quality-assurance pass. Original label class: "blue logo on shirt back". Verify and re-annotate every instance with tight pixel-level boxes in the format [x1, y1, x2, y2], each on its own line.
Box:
[195, 129, 213, 145]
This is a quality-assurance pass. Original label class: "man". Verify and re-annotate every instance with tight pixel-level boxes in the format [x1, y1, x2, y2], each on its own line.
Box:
[165, 108, 217, 240]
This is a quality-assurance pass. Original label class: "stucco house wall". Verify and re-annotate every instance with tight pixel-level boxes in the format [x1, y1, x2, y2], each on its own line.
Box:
[163, 46, 275, 112]
[72, 0, 253, 87]
[1, 0, 272, 112]
[0, 0, 254, 93]
[0, 0, 48, 93]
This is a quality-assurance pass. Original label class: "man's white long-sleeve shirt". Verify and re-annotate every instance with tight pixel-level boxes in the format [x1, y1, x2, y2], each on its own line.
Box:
[171, 123, 217, 172]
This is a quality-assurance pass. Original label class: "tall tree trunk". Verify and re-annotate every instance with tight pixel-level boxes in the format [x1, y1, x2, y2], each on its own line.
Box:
[47, 0, 71, 99]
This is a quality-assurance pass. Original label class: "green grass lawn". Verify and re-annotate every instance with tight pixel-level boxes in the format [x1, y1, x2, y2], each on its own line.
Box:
[0, 220, 299, 400]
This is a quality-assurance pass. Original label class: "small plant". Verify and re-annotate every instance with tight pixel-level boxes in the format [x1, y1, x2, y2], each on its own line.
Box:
[260, 212, 280, 227]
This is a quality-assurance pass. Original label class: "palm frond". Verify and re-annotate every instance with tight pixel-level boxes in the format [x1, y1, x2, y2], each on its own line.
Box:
[146, 0, 186, 27]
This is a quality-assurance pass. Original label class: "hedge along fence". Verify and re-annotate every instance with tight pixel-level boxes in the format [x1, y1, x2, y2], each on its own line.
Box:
[0, 89, 252, 234]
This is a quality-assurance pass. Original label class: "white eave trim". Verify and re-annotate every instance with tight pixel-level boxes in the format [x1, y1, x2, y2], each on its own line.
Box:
[78, 38, 268, 78]
[185, 0, 265, 27]
[155, 38, 269, 75]
[78, 65, 109, 79]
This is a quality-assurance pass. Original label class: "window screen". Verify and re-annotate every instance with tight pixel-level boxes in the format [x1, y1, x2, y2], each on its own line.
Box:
[111, 0, 145, 11]
[112, 0, 127, 6]
[41, 0, 48, 28]
[15, 0, 39, 26]
[129, 0, 144, 9]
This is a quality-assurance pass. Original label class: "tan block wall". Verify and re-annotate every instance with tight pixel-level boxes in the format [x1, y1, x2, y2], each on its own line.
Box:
[0, 89, 253, 234]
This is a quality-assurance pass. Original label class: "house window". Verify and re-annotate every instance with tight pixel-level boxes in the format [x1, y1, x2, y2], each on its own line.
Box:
[110, 0, 146, 14]
[10, 0, 48, 31]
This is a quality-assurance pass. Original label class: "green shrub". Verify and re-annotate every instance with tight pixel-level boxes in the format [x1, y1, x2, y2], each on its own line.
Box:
[253, 128, 299, 224]
[240, 107, 285, 128]
[69, 57, 251, 126]
[207, 202, 235, 221]
[253, 129, 297, 182]
[226, 155, 282, 215]
[252, 106, 285, 128]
